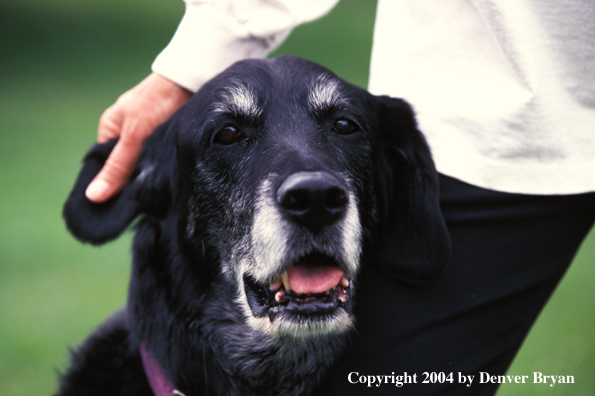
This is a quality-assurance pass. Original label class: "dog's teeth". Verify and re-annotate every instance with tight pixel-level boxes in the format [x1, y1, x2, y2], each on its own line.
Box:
[281, 271, 291, 291]
[338, 290, 349, 303]
[275, 291, 284, 303]
[340, 277, 350, 288]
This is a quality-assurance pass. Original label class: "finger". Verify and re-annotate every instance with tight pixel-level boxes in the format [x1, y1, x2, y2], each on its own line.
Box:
[97, 106, 124, 143]
[85, 135, 143, 203]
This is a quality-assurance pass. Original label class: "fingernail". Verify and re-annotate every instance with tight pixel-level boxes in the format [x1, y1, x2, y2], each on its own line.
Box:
[85, 179, 112, 202]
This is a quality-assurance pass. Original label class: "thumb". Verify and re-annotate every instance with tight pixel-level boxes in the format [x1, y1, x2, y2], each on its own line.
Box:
[85, 136, 142, 203]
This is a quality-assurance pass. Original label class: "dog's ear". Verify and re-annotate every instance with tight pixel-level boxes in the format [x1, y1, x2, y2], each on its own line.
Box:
[63, 114, 180, 245]
[372, 95, 451, 283]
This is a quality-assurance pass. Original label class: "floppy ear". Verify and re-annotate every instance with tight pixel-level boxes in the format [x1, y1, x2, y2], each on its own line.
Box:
[63, 114, 180, 245]
[373, 95, 451, 283]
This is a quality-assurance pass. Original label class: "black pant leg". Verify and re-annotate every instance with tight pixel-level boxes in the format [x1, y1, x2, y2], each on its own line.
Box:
[313, 175, 595, 395]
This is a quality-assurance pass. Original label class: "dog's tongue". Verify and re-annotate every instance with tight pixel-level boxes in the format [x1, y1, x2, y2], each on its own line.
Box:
[286, 264, 344, 295]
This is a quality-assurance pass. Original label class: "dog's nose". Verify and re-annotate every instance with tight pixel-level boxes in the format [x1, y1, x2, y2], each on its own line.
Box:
[276, 172, 348, 229]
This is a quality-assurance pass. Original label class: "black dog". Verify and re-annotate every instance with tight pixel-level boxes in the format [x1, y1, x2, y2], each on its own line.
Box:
[58, 56, 450, 396]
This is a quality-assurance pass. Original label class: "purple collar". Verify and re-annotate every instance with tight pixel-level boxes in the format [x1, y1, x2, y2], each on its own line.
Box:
[139, 343, 185, 396]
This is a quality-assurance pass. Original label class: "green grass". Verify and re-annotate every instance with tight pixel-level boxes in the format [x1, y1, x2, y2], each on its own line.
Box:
[0, 1, 592, 395]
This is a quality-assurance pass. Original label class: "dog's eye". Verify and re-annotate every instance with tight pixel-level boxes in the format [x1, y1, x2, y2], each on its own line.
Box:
[333, 119, 358, 135]
[213, 126, 242, 145]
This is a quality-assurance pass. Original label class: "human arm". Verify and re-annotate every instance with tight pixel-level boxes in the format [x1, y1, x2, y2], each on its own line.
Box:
[86, 0, 339, 202]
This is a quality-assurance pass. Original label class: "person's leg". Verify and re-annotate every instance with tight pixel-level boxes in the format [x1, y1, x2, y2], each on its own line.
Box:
[313, 175, 595, 395]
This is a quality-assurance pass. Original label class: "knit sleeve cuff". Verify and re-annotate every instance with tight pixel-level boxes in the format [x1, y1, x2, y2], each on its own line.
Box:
[152, 0, 339, 92]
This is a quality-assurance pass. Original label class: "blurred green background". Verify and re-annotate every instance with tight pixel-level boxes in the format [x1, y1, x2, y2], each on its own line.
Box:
[0, 1, 593, 395]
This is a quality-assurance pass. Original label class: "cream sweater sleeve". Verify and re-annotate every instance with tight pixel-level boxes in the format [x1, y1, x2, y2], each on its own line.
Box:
[152, 0, 340, 92]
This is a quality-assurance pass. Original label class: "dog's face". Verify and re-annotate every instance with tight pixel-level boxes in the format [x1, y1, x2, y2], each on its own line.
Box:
[177, 63, 377, 337]
[64, 57, 450, 341]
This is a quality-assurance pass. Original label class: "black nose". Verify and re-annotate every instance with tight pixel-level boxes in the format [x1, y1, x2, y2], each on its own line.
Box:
[276, 172, 348, 229]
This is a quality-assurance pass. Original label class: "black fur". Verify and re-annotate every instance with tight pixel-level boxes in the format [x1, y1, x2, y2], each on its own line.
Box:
[58, 57, 450, 396]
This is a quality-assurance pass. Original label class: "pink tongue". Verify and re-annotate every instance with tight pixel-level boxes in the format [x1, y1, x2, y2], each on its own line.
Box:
[286, 265, 344, 295]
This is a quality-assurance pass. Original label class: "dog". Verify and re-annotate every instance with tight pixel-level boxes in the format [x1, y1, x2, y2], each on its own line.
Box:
[58, 56, 450, 396]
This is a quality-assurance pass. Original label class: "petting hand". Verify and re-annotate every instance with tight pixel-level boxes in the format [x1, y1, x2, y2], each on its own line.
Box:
[85, 73, 192, 203]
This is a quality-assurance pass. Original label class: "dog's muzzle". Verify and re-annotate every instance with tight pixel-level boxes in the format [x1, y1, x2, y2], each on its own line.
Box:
[239, 172, 361, 338]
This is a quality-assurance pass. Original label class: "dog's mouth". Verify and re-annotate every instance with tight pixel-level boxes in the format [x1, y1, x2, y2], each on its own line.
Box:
[243, 253, 352, 333]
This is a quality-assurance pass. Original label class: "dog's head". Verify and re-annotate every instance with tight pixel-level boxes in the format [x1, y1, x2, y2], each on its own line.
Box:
[64, 57, 450, 340]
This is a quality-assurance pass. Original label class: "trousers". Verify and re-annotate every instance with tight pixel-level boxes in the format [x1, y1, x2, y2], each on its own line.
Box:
[313, 174, 595, 395]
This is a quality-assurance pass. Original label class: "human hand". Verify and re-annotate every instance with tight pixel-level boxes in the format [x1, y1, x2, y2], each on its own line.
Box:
[85, 73, 192, 203]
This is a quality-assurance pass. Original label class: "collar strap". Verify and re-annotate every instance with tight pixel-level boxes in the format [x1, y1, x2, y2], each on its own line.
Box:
[139, 343, 186, 396]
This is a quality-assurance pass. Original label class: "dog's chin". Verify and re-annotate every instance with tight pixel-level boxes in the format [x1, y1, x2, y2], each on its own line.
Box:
[242, 253, 355, 338]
